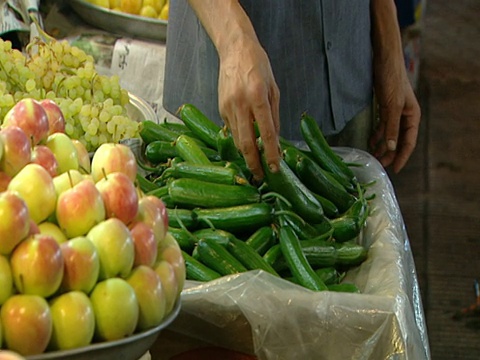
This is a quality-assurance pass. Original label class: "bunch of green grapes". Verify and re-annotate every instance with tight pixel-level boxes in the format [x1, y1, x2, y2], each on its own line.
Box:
[0, 37, 140, 151]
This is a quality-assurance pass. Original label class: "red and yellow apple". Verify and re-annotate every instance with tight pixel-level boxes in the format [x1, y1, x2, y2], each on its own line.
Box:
[0, 294, 52, 356]
[0, 190, 30, 255]
[60, 236, 100, 294]
[38, 221, 68, 244]
[2, 98, 50, 145]
[157, 232, 185, 297]
[134, 195, 168, 243]
[71, 139, 91, 174]
[153, 260, 179, 315]
[0, 126, 32, 177]
[89, 278, 139, 341]
[48, 291, 95, 350]
[96, 171, 139, 225]
[30, 145, 59, 177]
[39, 99, 66, 135]
[0, 350, 27, 360]
[53, 169, 85, 197]
[91, 143, 137, 183]
[7, 163, 57, 224]
[126, 265, 166, 331]
[10, 233, 64, 298]
[56, 178, 106, 238]
[87, 218, 135, 280]
[45, 132, 79, 174]
[129, 221, 157, 267]
[0, 254, 14, 306]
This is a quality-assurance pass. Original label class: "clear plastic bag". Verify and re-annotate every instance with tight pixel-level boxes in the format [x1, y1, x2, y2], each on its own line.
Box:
[167, 148, 431, 360]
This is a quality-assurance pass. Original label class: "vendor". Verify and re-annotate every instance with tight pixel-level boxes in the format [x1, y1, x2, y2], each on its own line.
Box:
[162, 0, 421, 180]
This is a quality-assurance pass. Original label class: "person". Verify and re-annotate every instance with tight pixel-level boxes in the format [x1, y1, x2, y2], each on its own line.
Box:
[162, 0, 421, 181]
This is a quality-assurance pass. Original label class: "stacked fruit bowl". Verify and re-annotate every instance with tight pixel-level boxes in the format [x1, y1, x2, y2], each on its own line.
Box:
[0, 98, 184, 359]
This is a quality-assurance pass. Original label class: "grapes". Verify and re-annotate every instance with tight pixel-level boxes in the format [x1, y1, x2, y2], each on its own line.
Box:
[0, 37, 141, 151]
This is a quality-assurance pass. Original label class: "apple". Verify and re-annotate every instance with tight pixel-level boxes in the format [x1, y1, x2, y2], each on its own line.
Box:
[130, 221, 157, 267]
[120, 0, 142, 15]
[8, 163, 57, 224]
[48, 291, 95, 350]
[10, 233, 64, 298]
[153, 260, 179, 315]
[0, 126, 31, 177]
[134, 195, 168, 243]
[38, 221, 68, 244]
[30, 145, 59, 177]
[126, 265, 166, 331]
[2, 98, 49, 145]
[72, 139, 91, 174]
[91, 143, 137, 183]
[45, 132, 79, 174]
[87, 218, 135, 280]
[27, 219, 40, 236]
[0, 171, 11, 191]
[0, 350, 27, 360]
[157, 232, 185, 297]
[39, 99, 66, 135]
[0, 294, 52, 356]
[89, 278, 139, 341]
[53, 169, 85, 197]
[56, 178, 106, 238]
[0, 190, 30, 255]
[60, 236, 100, 294]
[96, 171, 139, 225]
[0, 254, 14, 306]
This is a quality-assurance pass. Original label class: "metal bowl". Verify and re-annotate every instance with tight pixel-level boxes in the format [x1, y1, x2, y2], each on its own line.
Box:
[70, 0, 167, 42]
[26, 300, 181, 360]
[126, 92, 158, 124]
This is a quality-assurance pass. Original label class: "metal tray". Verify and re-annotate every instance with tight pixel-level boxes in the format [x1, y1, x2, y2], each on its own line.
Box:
[26, 300, 181, 360]
[70, 0, 167, 42]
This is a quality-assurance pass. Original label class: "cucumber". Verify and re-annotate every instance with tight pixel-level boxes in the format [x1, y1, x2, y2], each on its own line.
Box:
[140, 120, 178, 144]
[193, 228, 237, 246]
[226, 238, 279, 276]
[175, 134, 212, 166]
[278, 226, 328, 291]
[160, 162, 248, 185]
[182, 250, 222, 282]
[168, 178, 260, 209]
[145, 140, 177, 164]
[217, 126, 241, 161]
[167, 208, 198, 230]
[300, 113, 357, 187]
[196, 238, 248, 276]
[245, 225, 276, 255]
[168, 227, 196, 253]
[177, 104, 221, 149]
[193, 203, 274, 234]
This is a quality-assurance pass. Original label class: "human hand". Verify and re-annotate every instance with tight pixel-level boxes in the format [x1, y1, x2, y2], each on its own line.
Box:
[369, 56, 421, 174]
[217, 36, 281, 181]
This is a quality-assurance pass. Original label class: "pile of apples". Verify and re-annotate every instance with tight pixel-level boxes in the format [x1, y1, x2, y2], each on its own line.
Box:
[0, 98, 185, 357]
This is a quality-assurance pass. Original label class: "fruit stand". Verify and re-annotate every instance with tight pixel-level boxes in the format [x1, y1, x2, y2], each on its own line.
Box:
[0, 1, 430, 359]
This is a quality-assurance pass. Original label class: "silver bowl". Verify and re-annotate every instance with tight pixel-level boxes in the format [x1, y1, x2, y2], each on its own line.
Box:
[70, 0, 168, 42]
[26, 300, 180, 360]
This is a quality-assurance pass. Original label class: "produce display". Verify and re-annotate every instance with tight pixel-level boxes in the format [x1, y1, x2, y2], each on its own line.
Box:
[87, 0, 169, 20]
[136, 104, 373, 292]
[0, 36, 141, 152]
[0, 98, 184, 357]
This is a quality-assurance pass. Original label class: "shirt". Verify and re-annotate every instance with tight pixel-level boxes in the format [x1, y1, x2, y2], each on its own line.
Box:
[162, 0, 373, 140]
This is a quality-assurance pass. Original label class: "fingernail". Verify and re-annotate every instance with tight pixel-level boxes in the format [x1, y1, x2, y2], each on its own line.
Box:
[387, 140, 397, 151]
[269, 163, 279, 172]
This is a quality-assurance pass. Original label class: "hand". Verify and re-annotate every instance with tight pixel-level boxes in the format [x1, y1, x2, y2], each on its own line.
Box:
[217, 36, 281, 181]
[369, 55, 421, 173]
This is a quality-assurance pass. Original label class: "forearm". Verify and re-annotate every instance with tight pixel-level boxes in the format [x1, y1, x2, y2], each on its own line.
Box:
[187, 0, 259, 59]
[371, 0, 405, 65]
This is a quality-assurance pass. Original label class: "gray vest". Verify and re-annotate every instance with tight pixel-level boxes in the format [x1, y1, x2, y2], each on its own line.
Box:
[163, 0, 373, 140]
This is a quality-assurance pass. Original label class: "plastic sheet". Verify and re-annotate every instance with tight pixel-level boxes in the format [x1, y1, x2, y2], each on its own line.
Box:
[166, 148, 431, 360]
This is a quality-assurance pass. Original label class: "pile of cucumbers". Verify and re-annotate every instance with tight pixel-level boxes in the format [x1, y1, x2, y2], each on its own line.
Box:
[136, 104, 373, 293]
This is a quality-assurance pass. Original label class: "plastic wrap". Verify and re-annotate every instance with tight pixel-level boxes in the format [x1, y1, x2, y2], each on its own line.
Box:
[166, 148, 431, 360]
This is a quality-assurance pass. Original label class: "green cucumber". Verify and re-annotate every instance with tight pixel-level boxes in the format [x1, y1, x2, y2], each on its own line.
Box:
[140, 120, 178, 144]
[245, 225, 276, 255]
[196, 238, 247, 276]
[175, 134, 212, 166]
[160, 162, 248, 185]
[193, 203, 274, 234]
[168, 178, 260, 209]
[177, 104, 221, 149]
[226, 238, 279, 276]
[182, 250, 222, 282]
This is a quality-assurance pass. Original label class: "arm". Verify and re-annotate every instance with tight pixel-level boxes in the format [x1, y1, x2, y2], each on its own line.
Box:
[188, 0, 281, 180]
[369, 0, 421, 173]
